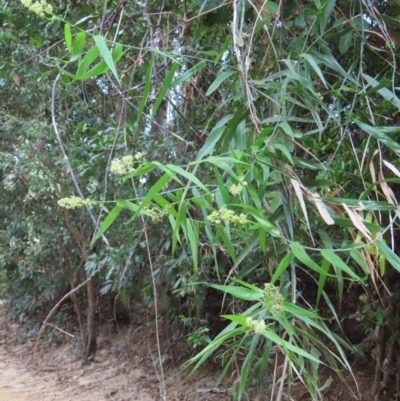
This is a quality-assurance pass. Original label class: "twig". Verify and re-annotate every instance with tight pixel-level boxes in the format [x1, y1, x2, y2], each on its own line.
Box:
[45, 322, 75, 339]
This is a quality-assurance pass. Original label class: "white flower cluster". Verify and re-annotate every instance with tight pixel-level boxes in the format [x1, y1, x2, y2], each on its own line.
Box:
[264, 283, 284, 313]
[229, 177, 248, 196]
[110, 154, 144, 176]
[246, 317, 266, 334]
[21, 0, 53, 17]
[207, 207, 249, 226]
[144, 205, 169, 222]
[111, 155, 135, 176]
[58, 196, 90, 209]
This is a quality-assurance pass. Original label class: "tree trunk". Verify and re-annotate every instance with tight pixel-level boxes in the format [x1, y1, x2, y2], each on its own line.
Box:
[85, 277, 97, 359]
[60, 206, 99, 362]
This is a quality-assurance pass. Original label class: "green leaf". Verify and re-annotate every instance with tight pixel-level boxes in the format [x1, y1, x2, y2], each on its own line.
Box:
[91, 205, 122, 245]
[75, 45, 100, 76]
[137, 58, 153, 124]
[206, 70, 236, 96]
[74, 43, 124, 81]
[354, 120, 400, 152]
[196, 114, 234, 160]
[262, 329, 321, 364]
[317, 258, 330, 305]
[265, 1, 279, 15]
[339, 31, 353, 54]
[187, 220, 199, 273]
[116, 199, 152, 217]
[93, 35, 121, 84]
[166, 164, 209, 194]
[376, 241, 400, 273]
[291, 242, 330, 276]
[320, 250, 361, 281]
[310, 49, 358, 86]
[210, 284, 264, 301]
[362, 73, 400, 109]
[71, 31, 86, 62]
[152, 63, 179, 118]
[171, 60, 207, 87]
[64, 24, 72, 52]
[271, 251, 294, 284]
[127, 173, 171, 223]
[350, 249, 369, 277]
[300, 53, 328, 88]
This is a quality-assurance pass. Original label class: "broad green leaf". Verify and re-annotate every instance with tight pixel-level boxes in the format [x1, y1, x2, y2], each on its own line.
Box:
[362, 73, 400, 109]
[350, 249, 369, 277]
[310, 49, 358, 85]
[127, 173, 171, 223]
[93, 35, 121, 84]
[300, 53, 328, 88]
[187, 220, 199, 273]
[317, 258, 330, 305]
[262, 329, 321, 364]
[91, 205, 122, 245]
[74, 43, 124, 81]
[214, 167, 231, 205]
[71, 31, 86, 62]
[339, 31, 353, 54]
[237, 204, 280, 237]
[219, 227, 237, 262]
[64, 24, 72, 52]
[325, 197, 395, 211]
[291, 242, 329, 276]
[166, 164, 210, 194]
[137, 58, 153, 124]
[75, 45, 100, 77]
[116, 199, 152, 217]
[152, 63, 179, 118]
[271, 252, 294, 284]
[354, 120, 400, 152]
[376, 241, 400, 273]
[220, 106, 249, 153]
[171, 60, 206, 87]
[210, 284, 263, 301]
[206, 70, 236, 96]
[321, 250, 361, 281]
[196, 114, 234, 160]
[265, 1, 279, 14]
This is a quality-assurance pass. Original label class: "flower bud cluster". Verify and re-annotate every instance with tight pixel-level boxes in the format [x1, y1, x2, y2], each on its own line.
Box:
[111, 155, 135, 176]
[58, 196, 91, 209]
[144, 205, 168, 222]
[229, 178, 248, 196]
[264, 283, 284, 313]
[21, 0, 53, 17]
[245, 317, 266, 334]
[207, 207, 249, 226]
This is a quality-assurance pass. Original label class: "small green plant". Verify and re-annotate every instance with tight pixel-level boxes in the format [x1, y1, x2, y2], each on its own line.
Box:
[187, 326, 211, 349]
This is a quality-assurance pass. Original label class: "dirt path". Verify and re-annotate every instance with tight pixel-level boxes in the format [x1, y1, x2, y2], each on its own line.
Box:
[0, 302, 228, 401]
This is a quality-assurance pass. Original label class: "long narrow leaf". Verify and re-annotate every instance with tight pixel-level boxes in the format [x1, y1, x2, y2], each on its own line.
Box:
[93, 35, 121, 84]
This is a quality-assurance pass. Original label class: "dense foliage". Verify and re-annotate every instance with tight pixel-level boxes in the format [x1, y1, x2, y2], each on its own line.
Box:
[1, 0, 400, 399]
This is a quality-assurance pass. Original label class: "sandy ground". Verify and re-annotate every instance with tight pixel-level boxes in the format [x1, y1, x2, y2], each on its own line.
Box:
[0, 302, 229, 401]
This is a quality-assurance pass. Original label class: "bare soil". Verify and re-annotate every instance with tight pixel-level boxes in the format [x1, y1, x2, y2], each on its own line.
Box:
[0, 302, 230, 401]
[0, 301, 380, 401]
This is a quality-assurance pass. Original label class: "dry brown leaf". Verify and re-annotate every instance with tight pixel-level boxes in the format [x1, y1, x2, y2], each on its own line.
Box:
[369, 149, 379, 184]
[326, 181, 350, 198]
[364, 249, 378, 292]
[12, 72, 20, 87]
[341, 203, 372, 241]
[382, 160, 400, 178]
[378, 171, 397, 205]
[311, 193, 335, 225]
[326, 202, 345, 218]
[290, 178, 311, 235]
